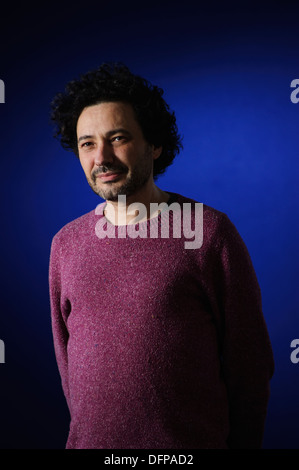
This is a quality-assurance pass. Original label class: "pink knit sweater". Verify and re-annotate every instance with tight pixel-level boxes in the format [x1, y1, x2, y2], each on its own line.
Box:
[49, 192, 274, 449]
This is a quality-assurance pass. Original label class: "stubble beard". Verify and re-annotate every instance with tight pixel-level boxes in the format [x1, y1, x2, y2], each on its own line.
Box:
[87, 146, 154, 202]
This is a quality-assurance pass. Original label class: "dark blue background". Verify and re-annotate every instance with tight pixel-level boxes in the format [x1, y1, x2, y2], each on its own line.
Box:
[0, 1, 298, 449]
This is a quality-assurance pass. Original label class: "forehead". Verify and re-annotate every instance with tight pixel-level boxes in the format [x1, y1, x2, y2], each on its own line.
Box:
[76, 101, 141, 135]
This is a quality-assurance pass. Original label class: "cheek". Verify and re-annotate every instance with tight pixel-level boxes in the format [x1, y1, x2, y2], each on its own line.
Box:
[79, 155, 93, 174]
[122, 144, 145, 165]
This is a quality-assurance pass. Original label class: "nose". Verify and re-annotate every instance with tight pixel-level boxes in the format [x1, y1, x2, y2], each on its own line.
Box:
[94, 140, 114, 167]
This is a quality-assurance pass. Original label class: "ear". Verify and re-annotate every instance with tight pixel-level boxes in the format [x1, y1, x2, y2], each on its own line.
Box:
[152, 146, 162, 160]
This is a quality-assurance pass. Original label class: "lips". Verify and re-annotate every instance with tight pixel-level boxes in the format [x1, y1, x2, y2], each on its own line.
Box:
[97, 172, 123, 181]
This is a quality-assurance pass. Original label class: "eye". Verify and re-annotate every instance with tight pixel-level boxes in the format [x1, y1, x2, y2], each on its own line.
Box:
[111, 136, 125, 143]
[80, 141, 94, 148]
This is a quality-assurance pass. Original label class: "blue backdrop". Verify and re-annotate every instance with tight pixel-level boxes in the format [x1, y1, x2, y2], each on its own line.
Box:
[0, 1, 298, 449]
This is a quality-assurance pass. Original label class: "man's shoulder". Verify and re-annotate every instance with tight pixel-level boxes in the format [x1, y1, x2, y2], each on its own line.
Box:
[173, 191, 238, 246]
[173, 192, 229, 224]
[174, 192, 249, 260]
[51, 205, 101, 245]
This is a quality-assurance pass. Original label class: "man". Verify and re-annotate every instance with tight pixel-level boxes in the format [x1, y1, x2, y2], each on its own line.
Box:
[49, 63, 274, 449]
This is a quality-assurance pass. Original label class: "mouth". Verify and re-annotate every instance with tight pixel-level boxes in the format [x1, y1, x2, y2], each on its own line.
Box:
[96, 172, 124, 182]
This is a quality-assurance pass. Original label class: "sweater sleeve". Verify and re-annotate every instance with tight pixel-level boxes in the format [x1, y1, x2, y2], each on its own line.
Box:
[49, 234, 71, 412]
[212, 214, 274, 449]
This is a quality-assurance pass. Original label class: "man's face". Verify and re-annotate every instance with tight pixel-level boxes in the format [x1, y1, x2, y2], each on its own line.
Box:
[76, 101, 161, 201]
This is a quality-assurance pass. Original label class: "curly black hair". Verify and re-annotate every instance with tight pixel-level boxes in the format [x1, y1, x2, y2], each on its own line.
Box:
[50, 62, 183, 180]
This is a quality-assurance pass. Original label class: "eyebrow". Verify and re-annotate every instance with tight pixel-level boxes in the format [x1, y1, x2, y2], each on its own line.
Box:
[77, 128, 132, 144]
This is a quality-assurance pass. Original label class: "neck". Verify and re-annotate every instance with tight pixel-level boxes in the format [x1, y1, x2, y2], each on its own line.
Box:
[103, 181, 170, 226]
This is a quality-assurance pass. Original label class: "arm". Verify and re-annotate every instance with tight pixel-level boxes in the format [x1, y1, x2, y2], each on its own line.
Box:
[49, 234, 71, 412]
[214, 214, 274, 448]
